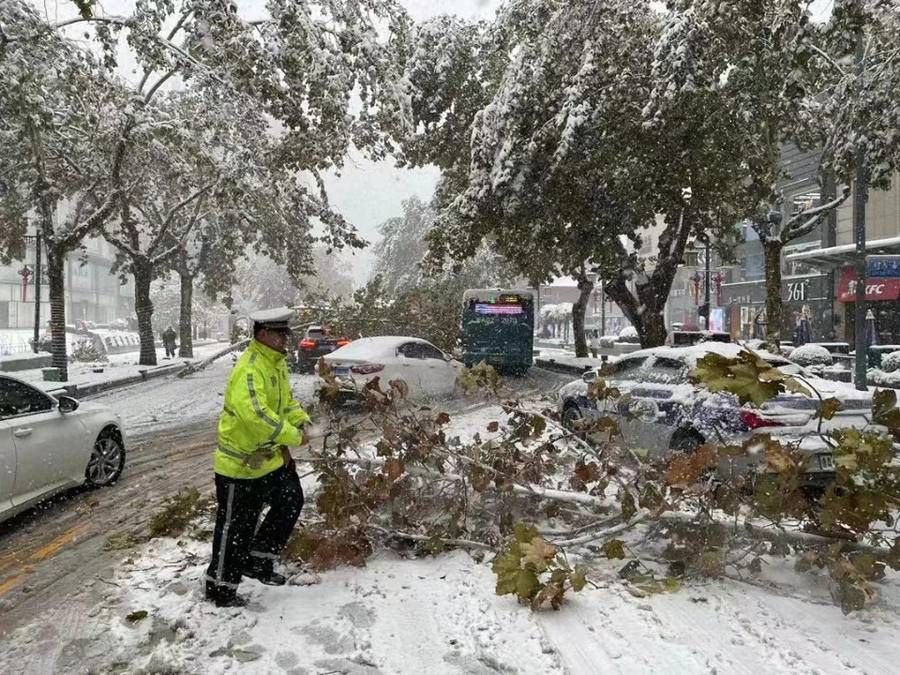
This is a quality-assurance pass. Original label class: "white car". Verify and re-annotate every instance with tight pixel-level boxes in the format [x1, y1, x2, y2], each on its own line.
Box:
[320, 336, 464, 401]
[0, 374, 127, 523]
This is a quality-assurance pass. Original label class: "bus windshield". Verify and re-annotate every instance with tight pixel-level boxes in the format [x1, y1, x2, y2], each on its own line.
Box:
[461, 290, 535, 374]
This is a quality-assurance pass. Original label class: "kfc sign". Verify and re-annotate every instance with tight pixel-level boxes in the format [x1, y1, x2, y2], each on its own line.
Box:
[838, 267, 900, 302]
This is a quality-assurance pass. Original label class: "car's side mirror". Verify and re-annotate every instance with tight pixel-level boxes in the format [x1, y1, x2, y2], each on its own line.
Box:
[582, 370, 598, 383]
[57, 395, 79, 414]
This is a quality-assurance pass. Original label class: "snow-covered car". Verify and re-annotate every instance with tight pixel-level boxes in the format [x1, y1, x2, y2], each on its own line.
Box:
[319, 336, 464, 401]
[0, 374, 126, 523]
[558, 343, 879, 483]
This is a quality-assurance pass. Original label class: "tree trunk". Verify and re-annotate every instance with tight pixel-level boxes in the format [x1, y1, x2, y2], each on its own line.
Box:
[573, 277, 594, 358]
[604, 278, 669, 349]
[46, 243, 68, 381]
[133, 260, 157, 366]
[178, 272, 194, 358]
[640, 311, 668, 348]
[763, 239, 783, 350]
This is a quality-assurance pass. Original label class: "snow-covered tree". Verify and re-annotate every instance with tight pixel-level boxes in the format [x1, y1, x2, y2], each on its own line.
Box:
[0, 2, 129, 380]
[394, 1, 755, 349]
[373, 195, 518, 296]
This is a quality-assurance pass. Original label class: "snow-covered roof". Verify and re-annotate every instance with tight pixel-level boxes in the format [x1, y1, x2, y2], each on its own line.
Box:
[631, 342, 788, 367]
[784, 235, 900, 269]
[328, 336, 434, 359]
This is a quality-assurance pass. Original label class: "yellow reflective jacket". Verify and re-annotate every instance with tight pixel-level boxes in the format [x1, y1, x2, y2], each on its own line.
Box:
[214, 339, 311, 479]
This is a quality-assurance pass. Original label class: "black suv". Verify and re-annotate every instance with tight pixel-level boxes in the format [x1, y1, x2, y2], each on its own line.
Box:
[292, 326, 349, 373]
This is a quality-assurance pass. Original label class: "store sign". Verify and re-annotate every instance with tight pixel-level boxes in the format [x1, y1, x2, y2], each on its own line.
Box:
[837, 267, 900, 302]
[867, 255, 900, 278]
[785, 280, 807, 302]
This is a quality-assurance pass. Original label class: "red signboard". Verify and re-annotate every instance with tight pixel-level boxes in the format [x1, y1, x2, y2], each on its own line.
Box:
[837, 267, 900, 302]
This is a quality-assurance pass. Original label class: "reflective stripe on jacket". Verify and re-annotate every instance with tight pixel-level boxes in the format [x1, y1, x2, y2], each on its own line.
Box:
[214, 339, 312, 479]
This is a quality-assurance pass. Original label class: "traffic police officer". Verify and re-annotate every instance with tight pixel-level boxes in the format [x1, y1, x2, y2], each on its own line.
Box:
[205, 307, 310, 607]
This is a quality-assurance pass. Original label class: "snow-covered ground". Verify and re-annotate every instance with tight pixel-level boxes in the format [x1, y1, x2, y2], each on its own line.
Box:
[88, 356, 320, 435]
[4, 523, 898, 674]
[9, 341, 229, 392]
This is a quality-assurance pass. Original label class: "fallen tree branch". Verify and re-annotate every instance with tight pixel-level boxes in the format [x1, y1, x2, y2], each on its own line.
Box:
[368, 525, 496, 551]
[177, 338, 249, 377]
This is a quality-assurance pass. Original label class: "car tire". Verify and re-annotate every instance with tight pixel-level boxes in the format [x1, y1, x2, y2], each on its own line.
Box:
[669, 430, 704, 454]
[85, 427, 125, 488]
[562, 402, 584, 430]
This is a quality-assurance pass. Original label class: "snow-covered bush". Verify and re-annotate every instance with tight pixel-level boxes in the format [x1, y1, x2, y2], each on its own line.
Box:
[789, 344, 833, 367]
[71, 338, 107, 363]
[617, 326, 639, 343]
[882, 351, 900, 373]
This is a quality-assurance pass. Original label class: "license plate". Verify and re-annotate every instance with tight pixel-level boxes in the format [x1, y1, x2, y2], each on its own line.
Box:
[817, 454, 835, 471]
[334, 367, 350, 376]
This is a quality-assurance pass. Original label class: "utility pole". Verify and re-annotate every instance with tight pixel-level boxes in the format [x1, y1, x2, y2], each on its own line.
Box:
[853, 38, 868, 391]
[704, 239, 711, 330]
[33, 229, 42, 353]
[600, 278, 606, 336]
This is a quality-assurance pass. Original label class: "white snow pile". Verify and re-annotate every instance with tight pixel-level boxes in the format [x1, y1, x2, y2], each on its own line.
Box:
[617, 325, 639, 343]
[868, 368, 900, 389]
[881, 351, 900, 373]
[789, 344, 833, 367]
[4, 527, 900, 674]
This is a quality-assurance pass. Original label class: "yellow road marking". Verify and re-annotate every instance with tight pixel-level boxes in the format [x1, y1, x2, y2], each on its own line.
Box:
[31, 522, 90, 562]
[0, 573, 26, 595]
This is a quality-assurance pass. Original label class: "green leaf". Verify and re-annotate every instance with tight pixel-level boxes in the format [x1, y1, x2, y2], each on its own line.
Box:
[692, 350, 798, 407]
[602, 539, 627, 559]
[571, 566, 588, 592]
[515, 569, 541, 601]
[126, 610, 148, 623]
[514, 522, 539, 544]
[872, 389, 900, 432]
[818, 397, 842, 421]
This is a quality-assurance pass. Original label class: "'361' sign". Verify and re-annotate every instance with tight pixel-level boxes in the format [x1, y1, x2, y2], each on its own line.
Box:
[785, 281, 807, 302]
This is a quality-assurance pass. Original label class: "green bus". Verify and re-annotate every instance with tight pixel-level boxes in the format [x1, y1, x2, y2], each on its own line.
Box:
[461, 289, 535, 374]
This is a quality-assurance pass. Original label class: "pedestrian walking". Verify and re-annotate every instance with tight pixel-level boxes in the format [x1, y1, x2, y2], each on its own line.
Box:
[205, 307, 310, 608]
[162, 325, 177, 357]
[589, 330, 600, 358]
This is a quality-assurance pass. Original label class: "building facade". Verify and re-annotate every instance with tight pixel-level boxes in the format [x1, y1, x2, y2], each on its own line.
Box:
[0, 236, 134, 330]
[787, 173, 900, 346]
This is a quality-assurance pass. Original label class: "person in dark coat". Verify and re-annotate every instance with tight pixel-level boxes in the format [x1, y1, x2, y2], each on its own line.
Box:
[162, 325, 177, 357]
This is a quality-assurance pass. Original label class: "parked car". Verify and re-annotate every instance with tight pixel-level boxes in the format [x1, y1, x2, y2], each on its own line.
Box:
[558, 343, 879, 484]
[319, 336, 464, 402]
[0, 374, 126, 524]
[292, 325, 350, 373]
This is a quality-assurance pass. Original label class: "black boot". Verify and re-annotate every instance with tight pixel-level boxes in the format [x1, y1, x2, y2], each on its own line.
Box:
[244, 560, 287, 586]
[206, 582, 247, 607]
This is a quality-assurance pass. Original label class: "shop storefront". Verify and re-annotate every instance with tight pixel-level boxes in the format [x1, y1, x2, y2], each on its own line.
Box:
[837, 267, 900, 346]
[722, 274, 833, 341]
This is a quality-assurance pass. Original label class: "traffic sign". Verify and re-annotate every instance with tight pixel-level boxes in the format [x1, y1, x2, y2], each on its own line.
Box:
[867, 255, 900, 278]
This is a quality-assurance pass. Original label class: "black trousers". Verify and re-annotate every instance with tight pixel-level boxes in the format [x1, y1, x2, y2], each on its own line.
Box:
[205, 465, 303, 598]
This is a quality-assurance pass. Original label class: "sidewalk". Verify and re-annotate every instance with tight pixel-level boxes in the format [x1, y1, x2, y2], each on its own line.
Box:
[5, 341, 230, 398]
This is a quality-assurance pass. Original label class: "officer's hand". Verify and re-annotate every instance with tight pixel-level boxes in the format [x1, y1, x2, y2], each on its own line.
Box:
[280, 445, 297, 472]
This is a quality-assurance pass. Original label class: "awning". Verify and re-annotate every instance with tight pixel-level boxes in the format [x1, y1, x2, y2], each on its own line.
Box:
[784, 235, 900, 269]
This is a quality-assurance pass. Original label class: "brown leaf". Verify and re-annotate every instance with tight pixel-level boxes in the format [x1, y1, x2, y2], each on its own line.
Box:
[487, 421, 499, 433]
[520, 537, 557, 568]
[664, 445, 718, 487]
[384, 458, 405, 482]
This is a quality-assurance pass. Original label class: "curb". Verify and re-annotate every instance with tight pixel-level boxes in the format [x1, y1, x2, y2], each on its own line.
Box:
[46, 361, 191, 399]
[534, 358, 593, 377]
